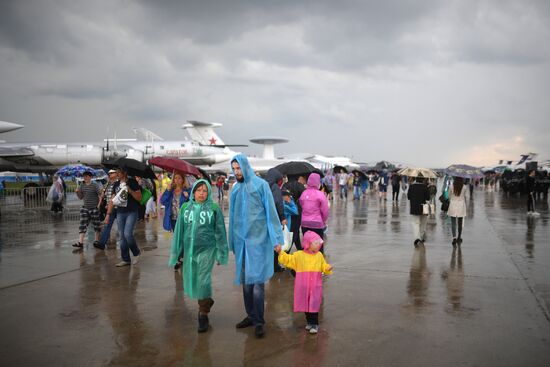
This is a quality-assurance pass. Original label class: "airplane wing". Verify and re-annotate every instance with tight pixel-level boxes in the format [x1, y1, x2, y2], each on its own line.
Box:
[0, 146, 35, 158]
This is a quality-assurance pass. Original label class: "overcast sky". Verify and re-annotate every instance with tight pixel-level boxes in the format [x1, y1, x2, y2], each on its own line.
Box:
[1, 0, 549, 167]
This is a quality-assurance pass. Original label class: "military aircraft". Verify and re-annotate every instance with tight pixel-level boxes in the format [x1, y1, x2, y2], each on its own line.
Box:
[0, 121, 244, 174]
[0, 121, 23, 134]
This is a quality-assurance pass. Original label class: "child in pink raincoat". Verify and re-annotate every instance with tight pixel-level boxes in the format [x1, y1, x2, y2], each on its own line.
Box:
[275, 231, 333, 334]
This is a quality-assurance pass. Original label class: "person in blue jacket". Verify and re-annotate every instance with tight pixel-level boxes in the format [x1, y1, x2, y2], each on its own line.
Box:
[229, 154, 284, 338]
[161, 173, 190, 270]
[282, 190, 298, 230]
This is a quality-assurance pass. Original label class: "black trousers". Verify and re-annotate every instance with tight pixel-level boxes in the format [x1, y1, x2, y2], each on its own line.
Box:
[305, 312, 319, 325]
[290, 215, 302, 250]
[527, 193, 535, 212]
[392, 185, 400, 200]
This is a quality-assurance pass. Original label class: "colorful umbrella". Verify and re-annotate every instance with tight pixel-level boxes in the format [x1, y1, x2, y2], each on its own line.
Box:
[56, 164, 97, 177]
[445, 164, 483, 179]
[149, 156, 201, 177]
[397, 167, 438, 178]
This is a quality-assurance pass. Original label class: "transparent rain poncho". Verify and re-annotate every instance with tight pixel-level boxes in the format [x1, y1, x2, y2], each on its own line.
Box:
[229, 154, 284, 285]
[169, 179, 228, 299]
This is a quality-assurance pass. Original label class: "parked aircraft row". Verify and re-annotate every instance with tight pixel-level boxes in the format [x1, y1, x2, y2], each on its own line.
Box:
[0, 120, 361, 176]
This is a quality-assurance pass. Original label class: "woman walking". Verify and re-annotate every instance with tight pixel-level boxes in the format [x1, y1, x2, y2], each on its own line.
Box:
[169, 179, 228, 333]
[161, 173, 190, 270]
[299, 173, 329, 253]
[448, 176, 468, 247]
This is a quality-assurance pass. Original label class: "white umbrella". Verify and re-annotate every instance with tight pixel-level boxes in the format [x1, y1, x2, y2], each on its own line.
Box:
[397, 167, 438, 178]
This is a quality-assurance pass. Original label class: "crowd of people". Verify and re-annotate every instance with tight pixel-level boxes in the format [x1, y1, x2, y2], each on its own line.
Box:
[63, 155, 547, 339]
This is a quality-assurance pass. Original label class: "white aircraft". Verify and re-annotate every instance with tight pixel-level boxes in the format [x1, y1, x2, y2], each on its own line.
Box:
[0, 122, 244, 174]
[481, 153, 548, 172]
[0, 121, 23, 134]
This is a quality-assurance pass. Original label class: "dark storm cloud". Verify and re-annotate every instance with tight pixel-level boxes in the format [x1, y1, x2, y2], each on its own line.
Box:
[0, 0, 549, 166]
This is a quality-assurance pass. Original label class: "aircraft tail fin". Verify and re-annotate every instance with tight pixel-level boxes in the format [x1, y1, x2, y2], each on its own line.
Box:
[133, 127, 164, 141]
[182, 120, 225, 146]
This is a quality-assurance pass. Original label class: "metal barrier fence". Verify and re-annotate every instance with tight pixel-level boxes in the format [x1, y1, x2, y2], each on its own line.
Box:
[0, 186, 79, 211]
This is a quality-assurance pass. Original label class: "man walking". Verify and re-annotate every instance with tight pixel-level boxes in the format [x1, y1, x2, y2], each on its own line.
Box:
[97, 169, 119, 249]
[72, 171, 102, 249]
[229, 154, 283, 338]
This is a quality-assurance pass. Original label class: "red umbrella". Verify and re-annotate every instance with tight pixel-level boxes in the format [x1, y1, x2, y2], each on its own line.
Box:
[149, 156, 201, 177]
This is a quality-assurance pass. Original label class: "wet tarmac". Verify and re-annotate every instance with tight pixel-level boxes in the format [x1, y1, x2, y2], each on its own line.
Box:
[1, 188, 550, 366]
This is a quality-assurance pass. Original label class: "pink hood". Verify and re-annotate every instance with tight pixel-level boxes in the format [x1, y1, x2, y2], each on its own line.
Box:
[307, 173, 321, 189]
[302, 230, 324, 253]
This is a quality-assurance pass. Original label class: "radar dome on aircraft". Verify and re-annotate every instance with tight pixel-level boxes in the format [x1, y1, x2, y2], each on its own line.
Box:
[249, 136, 289, 160]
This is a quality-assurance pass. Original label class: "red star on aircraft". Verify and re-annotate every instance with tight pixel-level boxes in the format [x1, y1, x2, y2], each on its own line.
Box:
[209, 137, 217, 145]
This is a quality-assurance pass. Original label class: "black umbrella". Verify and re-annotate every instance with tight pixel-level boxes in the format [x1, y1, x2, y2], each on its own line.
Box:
[103, 157, 157, 181]
[311, 168, 325, 178]
[374, 161, 396, 171]
[352, 169, 367, 178]
[333, 165, 348, 173]
[275, 161, 317, 177]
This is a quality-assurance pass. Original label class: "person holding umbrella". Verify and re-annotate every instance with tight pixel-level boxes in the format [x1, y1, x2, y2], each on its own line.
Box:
[407, 176, 430, 247]
[161, 173, 191, 270]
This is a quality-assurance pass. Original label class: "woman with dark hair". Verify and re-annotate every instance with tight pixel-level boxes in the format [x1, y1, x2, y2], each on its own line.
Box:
[448, 176, 468, 247]
[109, 168, 142, 266]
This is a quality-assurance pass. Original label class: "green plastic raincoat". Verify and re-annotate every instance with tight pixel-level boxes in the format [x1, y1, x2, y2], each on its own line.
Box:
[169, 179, 228, 299]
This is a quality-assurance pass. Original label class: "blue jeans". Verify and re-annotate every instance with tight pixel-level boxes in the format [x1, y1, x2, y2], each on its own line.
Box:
[117, 210, 140, 262]
[98, 210, 117, 247]
[353, 186, 361, 199]
[340, 186, 347, 199]
[243, 283, 265, 325]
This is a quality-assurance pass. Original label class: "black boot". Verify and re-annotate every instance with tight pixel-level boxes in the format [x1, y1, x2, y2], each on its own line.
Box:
[198, 313, 209, 333]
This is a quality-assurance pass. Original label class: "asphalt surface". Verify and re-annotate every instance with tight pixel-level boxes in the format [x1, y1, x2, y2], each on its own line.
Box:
[1, 188, 549, 366]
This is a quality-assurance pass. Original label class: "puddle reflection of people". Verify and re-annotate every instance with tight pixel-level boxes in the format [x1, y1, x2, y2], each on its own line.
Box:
[525, 216, 536, 258]
[441, 249, 464, 311]
[104, 267, 153, 365]
[407, 246, 430, 310]
[291, 323, 329, 366]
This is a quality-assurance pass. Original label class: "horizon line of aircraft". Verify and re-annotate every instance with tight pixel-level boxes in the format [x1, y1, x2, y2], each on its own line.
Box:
[1, 120, 548, 183]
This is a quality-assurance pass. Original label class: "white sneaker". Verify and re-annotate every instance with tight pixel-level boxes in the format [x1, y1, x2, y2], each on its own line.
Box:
[305, 324, 312, 331]
[115, 261, 130, 267]
[309, 325, 318, 334]
[132, 254, 140, 265]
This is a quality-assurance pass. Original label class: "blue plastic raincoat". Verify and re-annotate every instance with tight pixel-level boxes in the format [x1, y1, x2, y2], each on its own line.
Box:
[229, 154, 284, 285]
[168, 179, 228, 299]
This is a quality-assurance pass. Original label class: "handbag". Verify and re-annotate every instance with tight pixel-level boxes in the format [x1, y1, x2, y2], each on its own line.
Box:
[140, 188, 152, 205]
[112, 182, 128, 207]
[281, 225, 293, 252]
[422, 202, 430, 215]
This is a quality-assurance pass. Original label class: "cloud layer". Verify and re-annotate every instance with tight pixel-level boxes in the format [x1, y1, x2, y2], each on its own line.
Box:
[1, 0, 549, 166]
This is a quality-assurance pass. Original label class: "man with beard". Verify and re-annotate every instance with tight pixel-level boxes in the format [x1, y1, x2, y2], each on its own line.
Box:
[229, 154, 283, 338]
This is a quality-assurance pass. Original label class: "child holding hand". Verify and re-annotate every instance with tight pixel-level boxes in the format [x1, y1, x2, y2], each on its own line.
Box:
[275, 230, 332, 334]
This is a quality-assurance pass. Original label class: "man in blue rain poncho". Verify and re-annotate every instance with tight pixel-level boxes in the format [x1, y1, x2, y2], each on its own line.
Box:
[229, 154, 284, 338]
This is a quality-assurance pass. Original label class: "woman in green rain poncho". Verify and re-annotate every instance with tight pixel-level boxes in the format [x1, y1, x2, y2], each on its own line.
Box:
[169, 179, 228, 333]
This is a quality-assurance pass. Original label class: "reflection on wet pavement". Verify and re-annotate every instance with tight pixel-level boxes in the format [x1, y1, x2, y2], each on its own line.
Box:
[1, 188, 550, 366]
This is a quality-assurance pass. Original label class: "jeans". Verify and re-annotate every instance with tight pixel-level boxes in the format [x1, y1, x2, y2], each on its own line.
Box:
[98, 210, 117, 247]
[353, 186, 361, 199]
[411, 214, 428, 241]
[340, 186, 347, 199]
[117, 210, 140, 263]
[243, 282, 265, 325]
